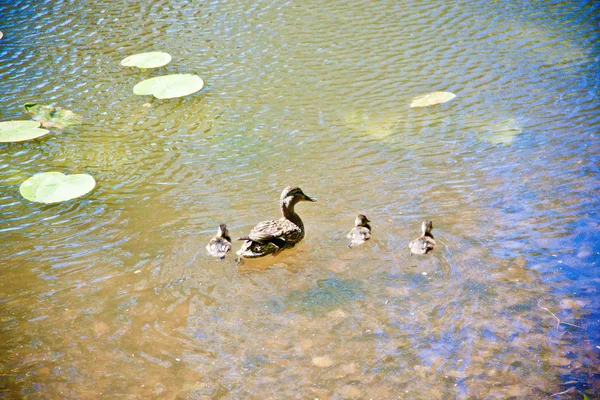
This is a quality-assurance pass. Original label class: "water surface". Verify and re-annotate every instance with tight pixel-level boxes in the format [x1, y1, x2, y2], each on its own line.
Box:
[1, 0, 599, 398]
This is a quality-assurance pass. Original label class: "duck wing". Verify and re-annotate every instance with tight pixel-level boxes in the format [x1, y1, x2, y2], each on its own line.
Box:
[241, 219, 301, 245]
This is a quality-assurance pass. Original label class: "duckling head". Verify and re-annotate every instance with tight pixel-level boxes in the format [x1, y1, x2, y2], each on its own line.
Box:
[422, 220, 433, 236]
[355, 214, 371, 227]
[217, 224, 229, 238]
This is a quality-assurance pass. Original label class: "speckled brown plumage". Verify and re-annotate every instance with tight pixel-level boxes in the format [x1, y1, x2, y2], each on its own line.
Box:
[237, 186, 316, 258]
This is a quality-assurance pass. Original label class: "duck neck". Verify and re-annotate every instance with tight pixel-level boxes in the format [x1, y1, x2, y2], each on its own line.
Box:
[281, 198, 304, 229]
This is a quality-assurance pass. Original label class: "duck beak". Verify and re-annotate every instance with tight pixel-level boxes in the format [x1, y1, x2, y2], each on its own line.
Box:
[304, 194, 317, 202]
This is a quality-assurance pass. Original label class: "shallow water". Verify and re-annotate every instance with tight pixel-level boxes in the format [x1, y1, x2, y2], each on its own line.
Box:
[1, 0, 599, 398]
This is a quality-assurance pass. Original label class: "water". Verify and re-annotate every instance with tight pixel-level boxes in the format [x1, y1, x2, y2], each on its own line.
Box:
[1, 0, 599, 398]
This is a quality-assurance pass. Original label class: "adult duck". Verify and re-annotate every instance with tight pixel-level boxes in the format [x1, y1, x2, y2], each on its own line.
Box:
[237, 186, 316, 258]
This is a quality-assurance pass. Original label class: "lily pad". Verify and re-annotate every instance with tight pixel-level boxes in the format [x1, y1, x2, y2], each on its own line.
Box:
[19, 172, 96, 204]
[483, 118, 522, 145]
[0, 120, 50, 142]
[342, 111, 397, 141]
[120, 52, 172, 69]
[410, 91, 456, 108]
[133, 74, 204, 99]
[24, 103, 83, 129]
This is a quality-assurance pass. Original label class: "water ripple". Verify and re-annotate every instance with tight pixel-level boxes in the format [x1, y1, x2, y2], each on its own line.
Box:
[1, 0, 599, 398]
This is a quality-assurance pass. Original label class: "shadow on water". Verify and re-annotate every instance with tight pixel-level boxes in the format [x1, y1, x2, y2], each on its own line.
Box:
[272, 277, 365, 315]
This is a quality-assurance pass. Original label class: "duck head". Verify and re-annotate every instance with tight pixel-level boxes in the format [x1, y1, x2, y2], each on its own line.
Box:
[355, 214, 371, 227]
[217, 224, 229, 238]
[422, 220, 433, 236]
[280, 186, 316, 207]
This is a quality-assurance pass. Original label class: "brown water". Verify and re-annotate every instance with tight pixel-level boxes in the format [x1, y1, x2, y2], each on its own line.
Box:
[1, 0, 600, 398]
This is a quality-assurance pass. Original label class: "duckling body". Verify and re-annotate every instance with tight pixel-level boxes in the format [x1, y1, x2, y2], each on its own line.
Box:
[347, 214, 371, 248]
[409, 220, 436, 255]
[237, 186, 316, 258]
[206, 224, 232, 259]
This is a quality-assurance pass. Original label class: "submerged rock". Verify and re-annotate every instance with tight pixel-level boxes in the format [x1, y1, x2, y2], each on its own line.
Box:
[312, 356, 334, 368]
[283, 278, 364, 315]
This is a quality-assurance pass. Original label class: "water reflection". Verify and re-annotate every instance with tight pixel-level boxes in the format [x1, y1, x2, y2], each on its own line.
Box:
[1, 0, 599, 398]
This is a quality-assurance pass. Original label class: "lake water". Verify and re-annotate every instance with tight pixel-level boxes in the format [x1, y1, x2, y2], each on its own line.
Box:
[1, 0, 599, 398]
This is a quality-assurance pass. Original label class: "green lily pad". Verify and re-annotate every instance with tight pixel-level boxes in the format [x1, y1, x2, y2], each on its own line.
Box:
[133, 74, 204, 99]
[410, 91, 456, 108]
[0, 120, 50, 142]
[19, 172, 96, 204]
[24, 103, 83, 129]
[120, 51, 172, 69]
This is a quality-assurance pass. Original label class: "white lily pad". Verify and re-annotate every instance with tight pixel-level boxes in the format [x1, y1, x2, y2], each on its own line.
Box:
[24, 103, 83, 129]
[120, 52, 172, 69]
[133, 74, 204, 99]
[0, 120, 50, 142]
[19, 172, 96, 204]
[410, 91, 456, 108]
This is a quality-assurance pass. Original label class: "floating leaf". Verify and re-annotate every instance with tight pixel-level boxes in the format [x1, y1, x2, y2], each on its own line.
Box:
[120, 52, 172, 69]
[19, 172, 96, 204]
[483, 118, 522, 145]
[0, 120, 50, 142]
[133, 74, 204, 99]
[342, 111, 396, 141]
[0, 31, 3, 40]
[410, 91, 456, 108]
[24, 103, 83, 129]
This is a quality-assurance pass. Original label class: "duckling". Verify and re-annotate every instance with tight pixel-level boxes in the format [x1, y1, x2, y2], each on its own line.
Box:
[237, 186, 316, 258]
[347, 214, 372, 248]
[206, 224, 232, 259]
[409, 220, 436, 255]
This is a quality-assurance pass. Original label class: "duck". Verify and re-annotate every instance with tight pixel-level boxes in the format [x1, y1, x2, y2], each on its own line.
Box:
[206, 224, 232, 259]
[409, 220, 436, 255]
[236, 186, 316, 258]
[347, 214, 372, 248]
